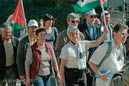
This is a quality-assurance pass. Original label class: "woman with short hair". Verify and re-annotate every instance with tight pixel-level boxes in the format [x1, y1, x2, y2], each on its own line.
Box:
[59, 25, 108, 86]
[25, 28, 60, 86]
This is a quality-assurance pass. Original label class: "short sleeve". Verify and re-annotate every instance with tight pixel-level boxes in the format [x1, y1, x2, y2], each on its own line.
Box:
[59, 45, 68, 60]
[54, 30, 66, 57]
[89, 43, 108, 65]
[25, 46, 33, 68]
[79, 41, 91, 51]
[50, 46, 58, 66]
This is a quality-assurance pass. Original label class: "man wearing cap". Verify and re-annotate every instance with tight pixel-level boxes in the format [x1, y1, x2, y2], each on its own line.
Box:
[55, 12, 84, 66]
[78, 9, 102, 86]
[16, 19, 38, 86]
[100, 11, 113, 41]
[59, 25, 108, 86]
[0, 23, 19, 86]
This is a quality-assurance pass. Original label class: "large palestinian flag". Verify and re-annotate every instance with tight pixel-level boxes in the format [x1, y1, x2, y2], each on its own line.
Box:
[10, 0, 26, 32]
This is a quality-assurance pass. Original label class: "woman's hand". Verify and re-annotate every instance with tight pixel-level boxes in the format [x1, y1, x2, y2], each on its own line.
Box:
[56, 72, 61, 83]
[25, 80, 30, 86]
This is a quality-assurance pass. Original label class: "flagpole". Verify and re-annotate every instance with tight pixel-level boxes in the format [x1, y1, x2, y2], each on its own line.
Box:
[100, 0, 106, 26]
[21, 0, 26, 28]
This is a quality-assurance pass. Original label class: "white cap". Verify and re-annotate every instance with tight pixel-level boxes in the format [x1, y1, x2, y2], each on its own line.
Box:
[101, 11, 109, 17]
[28, 20, 38, 27]
[86, 9, 97, 15]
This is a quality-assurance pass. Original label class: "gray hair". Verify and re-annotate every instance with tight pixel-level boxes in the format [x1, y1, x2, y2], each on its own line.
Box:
[2, 23, 11, 29]
[67, 13, 79, 23]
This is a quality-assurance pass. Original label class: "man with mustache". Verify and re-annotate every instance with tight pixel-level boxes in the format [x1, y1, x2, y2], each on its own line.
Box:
[16, 20, 38, 86]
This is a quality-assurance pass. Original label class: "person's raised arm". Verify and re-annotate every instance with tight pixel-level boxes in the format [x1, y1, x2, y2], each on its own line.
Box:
[90, 26, 108, 48]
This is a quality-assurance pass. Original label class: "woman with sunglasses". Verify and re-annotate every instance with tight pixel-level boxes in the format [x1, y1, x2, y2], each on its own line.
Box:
[25, 28, 61, 86]
[59, 25, 108, 86]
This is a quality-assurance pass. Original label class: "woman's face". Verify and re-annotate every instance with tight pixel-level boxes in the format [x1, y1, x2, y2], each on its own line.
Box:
[68, 31, 80, 44]
[44, 19, 53, 27]
[36, 31, 46, 42]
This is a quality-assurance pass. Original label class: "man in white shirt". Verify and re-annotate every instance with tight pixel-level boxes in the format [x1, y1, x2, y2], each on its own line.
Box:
[89, 24, 128, 86]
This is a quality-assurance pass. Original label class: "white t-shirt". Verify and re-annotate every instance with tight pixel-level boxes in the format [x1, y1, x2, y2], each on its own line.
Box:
[90, 40, 124, 86]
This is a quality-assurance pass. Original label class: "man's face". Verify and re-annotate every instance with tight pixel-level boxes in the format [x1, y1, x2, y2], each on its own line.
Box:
[68, 18, 79, 26]
[2, 26, 12, 40]
[114, 28, 128, 44]
[68, 30, 79, 44]
[102, 14, 110, 25]
[28, 26, 38, 37]
[86, 14, 96, 25]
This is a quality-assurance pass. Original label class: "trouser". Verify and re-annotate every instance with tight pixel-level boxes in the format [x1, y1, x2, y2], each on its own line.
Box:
[86, 72, 93, 86]
[33, 74, 50, 86]
[65, 67, 87, 86]
[0, 66, 17, 86]
[21, 81, 26, 86]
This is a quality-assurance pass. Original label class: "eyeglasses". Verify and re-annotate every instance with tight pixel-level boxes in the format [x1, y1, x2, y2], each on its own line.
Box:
[90, 15, 97, 18]
[71, 20, 79, 23]
[118, 32, 129, 37]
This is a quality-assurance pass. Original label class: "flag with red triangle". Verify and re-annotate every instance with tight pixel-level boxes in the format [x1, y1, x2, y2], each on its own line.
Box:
[10, 0, 26, 32]
[100, 0, 108, 7]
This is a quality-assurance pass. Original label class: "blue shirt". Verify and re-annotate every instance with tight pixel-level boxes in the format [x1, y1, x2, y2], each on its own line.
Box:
[86, 21, 94, 39]
[46, 27, 58, 48]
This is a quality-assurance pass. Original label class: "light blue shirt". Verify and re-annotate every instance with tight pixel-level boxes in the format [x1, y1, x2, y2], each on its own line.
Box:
[86, 21, 94, 39]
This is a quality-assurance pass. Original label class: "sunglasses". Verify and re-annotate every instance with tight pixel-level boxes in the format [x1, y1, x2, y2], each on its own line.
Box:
[90, 15, 97, 18]
[118, 32, 129, 37]
[71, 20, 79, 23]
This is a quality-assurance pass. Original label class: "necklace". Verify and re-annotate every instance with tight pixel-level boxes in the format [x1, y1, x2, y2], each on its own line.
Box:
[117, 56, 122, 61]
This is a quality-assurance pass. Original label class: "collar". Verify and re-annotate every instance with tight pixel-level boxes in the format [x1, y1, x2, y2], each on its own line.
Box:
[86, 21, 94, 31]
[28, 35, 36, 46]
[86, 21, 93, 28]
[2, 38, 11, 43]
[112, 39, 123, 50]
[69, 41, 79, 47]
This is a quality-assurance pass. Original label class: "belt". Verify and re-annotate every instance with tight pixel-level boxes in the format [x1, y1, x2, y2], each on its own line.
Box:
[5, 64, 15, 69]
[65, 67, 85, 73]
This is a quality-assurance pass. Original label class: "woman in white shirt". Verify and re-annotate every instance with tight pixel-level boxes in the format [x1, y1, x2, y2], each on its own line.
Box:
[59, 25, 108, 86]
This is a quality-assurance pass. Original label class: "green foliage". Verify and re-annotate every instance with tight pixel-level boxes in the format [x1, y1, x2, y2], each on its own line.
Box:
[0, 0, 75, 32]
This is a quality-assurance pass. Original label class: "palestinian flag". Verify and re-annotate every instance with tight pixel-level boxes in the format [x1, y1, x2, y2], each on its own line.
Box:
[73, 0, 108, 13]
[10, 0, 26, 32]
[100, 0, 108, 7]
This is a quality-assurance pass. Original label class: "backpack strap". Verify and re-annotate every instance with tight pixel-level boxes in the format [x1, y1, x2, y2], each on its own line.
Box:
[98, 41, 112, 68]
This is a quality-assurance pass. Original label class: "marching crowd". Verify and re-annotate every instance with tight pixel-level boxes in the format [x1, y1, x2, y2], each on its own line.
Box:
[0, 8, 129, 86]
